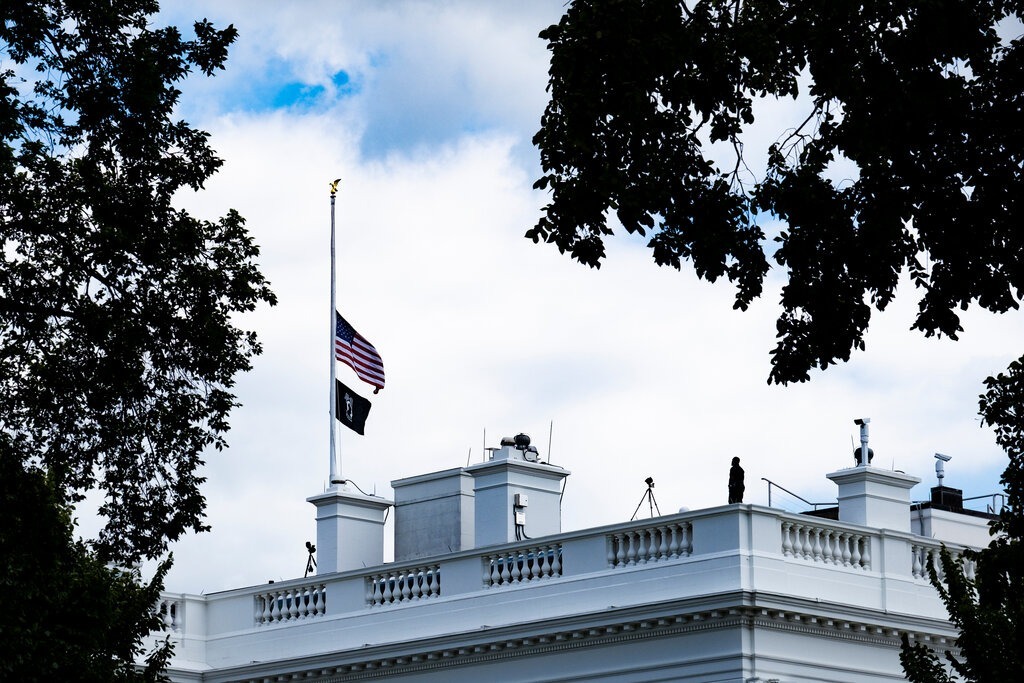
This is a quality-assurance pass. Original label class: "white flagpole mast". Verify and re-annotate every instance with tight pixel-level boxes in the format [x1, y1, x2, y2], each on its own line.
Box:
[329, 179, 342, 485]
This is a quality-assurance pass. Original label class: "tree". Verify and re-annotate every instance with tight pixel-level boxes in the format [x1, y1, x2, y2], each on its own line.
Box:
[901, 360, 1024, 681]
[531, 0, 1024, 385]
[0, 448, 172, 682]
[1, 1, 274, 565]
[531, 2, 1023, 680]
[2, 0, 274, 676]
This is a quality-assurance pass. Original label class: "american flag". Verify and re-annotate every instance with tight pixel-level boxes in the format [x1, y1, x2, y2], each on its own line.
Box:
[335, 312, 385, 393]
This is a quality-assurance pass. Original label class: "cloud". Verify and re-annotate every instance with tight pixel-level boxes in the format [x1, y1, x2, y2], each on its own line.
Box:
[162, 1, 560, 160]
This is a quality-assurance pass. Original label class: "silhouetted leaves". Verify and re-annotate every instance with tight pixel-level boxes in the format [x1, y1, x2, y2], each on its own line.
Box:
[0, 448, 172, 682]
[533, 0, 1024, 384]
[535, 5, 1024, 680]
[2, 0, 273, 677]
[900, 359, 1024, 681]
[1, 1, 275, 565]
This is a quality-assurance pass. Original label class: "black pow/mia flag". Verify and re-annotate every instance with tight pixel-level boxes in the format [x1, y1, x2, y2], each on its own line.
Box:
[335, 379, 371, 435]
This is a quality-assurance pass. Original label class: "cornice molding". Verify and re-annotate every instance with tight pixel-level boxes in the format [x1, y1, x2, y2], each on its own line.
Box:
[215, 598, 958, 683]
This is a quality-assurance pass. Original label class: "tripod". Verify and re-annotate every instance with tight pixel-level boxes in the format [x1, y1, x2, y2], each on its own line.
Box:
[304, 541, 317, 578]
[630, 477, 661, 521]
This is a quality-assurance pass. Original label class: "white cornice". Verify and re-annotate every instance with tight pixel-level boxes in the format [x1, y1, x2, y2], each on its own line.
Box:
[204, 593, 958, 683]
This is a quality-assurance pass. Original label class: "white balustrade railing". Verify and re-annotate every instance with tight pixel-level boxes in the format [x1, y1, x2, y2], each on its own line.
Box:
[911, 543, 976, 583]
[483, 544, 562, 587]
[154, 506, 979, 643]
[781, 520, 871, 570]
[607, 521, 692, 567]
[367, 565, 441, 606]
[156, 596, 183, 632]
[254, 583, 327, 625]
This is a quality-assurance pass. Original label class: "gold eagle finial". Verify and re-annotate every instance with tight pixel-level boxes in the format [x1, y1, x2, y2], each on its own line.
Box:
[330, 178, 341, 196]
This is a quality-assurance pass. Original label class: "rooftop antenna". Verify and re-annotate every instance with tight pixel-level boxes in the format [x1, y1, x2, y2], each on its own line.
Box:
[630, 477, 661, 520]
[466, 447, 472, 467]
[935, 453, 952, 484]
[547, 420, 554, 464]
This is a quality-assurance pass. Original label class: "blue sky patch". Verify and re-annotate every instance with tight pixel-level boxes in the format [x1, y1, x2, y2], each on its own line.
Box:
[272, 82, 326, 108]
[332, 70, 351, 89]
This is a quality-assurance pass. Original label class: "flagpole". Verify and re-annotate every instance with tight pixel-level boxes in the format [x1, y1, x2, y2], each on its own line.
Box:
[329, 179, 342, 485]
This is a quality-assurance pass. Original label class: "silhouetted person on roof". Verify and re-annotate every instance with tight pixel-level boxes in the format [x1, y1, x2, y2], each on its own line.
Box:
[728, 457, 745, 504]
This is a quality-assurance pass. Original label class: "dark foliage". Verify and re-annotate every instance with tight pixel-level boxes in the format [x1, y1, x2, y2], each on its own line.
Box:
[534, 3, 1024, 681]
[532, 0, 1024, 384]
[1, 1, 275, 565]
[0, 448, 172, 682]
[901, 358, 1024, 681]
[2, 1, 274, 676]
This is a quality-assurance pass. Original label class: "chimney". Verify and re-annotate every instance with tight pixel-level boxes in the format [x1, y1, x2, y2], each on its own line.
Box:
[391, 434, 570, 559]
[466, 435, 569, 548]
[826, 466, 920, 532]
[392, 468, 476, 562]
[307, 486, 392, 574]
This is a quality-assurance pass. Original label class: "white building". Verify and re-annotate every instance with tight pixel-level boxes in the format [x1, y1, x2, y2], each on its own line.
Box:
[150, 435, 994, 682]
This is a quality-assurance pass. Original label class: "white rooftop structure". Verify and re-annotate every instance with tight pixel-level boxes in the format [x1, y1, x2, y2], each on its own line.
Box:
[149, 433, 995, 682]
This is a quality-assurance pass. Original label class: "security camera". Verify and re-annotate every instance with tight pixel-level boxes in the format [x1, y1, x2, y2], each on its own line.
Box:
[854, 417, 871, 426]
[934, 453, 952, 462]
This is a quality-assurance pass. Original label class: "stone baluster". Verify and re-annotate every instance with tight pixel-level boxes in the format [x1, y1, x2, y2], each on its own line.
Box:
[791, 525, 805, 558]
[550, 545, 562, 577]
[482, 557, 494, 587]
[810, 528, 823, 561]
[821, 530, 834, 564]
[160, 600, 172, 629]
[839, 532, 852, 567]
[859, 536, 871, 569]
[850, 535, 862, 569]
[620, 532, 632, 565]
[385, 574, 397, 603]
[254, 595, 263, 624]
[491, 557, 501, 586]
[781, 522, 793, 556]
[638, 530, 650, 564]
[272, 593, 281, 622]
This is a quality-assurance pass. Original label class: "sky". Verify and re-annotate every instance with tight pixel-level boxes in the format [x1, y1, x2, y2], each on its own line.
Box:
[94, 0, 1022, 593]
